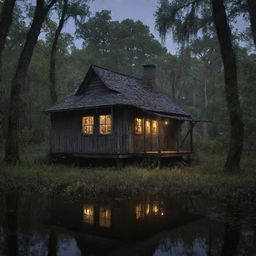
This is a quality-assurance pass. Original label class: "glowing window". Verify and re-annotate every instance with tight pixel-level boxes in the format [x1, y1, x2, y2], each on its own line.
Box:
[146, 203, 150, 215]
[145, 120, 151, 134]
[99, 115, 112, 134]
[135, 204, 145, 219]
[152, 120, 158, 135]
[135, 118, 143, 134]
[152, 203, 159, 215]
[99, 207, 111, 228]
[82, 116, 94, 134]
[83, 205, 94, 224]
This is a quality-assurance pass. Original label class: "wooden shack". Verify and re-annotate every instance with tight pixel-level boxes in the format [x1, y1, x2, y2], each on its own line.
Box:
[45, 64, 196, 160]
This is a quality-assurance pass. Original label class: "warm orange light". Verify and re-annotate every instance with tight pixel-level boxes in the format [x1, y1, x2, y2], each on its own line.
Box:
[83, 205, 94, 224]
[99, 207, 111, 227]
[145, 120, 151, 134]
[146, 203, 150, 215]
[135, 204, 144, 219]
[82, 116, 94, 134]
[135, 118, 143, 134]
[152, 120, 158, 135]
[152, 204, 159, 215]
[99, 115, 112, 134]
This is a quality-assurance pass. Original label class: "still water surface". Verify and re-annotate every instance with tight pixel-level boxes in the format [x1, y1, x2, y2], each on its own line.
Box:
[0, 192, 255, 256]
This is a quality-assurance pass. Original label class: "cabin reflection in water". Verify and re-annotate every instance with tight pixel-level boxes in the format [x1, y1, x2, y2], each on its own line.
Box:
[83, 205, 94, 224]
[83, 205, 112, 227]
[99, 207, 111, 227]
[135, 201, 164, 219]
[50, 197, 199, 243]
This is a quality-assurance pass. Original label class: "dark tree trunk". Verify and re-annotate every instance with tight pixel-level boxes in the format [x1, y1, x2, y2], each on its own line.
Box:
[4, 0, 57, 163]
[0, 0, 16, 81]
[5, 192, 19, 256]
[47, 231, 58, 256]
[203, 77, 208, 139]
[247, 0, 256, 47]
[211, 0, 244, 172]
[49, 0, 68, 105]
[221, 203, 241, 256]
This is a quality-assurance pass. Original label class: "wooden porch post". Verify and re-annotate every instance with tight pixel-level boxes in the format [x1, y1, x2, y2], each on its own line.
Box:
[190, 121, 193, 152]
[158, 120, 161, 154]
[143, 118, 146, 153]
[176, 122, 180, 152]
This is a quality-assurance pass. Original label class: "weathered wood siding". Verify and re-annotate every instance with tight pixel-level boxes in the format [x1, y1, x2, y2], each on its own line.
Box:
[128, 108, 181, 153]
[51, 106, 129, 154]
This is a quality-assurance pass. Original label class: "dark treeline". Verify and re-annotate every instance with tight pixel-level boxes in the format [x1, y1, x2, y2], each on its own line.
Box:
[0, 0, 255, 170]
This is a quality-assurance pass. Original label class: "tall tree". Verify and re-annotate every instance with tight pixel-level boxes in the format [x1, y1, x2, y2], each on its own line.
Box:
[211, 0, 244, 171]
[247, 0, 256, 47]
[155, 0, 244, 171]
[49, 0, 68, 104]
[78, 11, 166, 73]
[0, 0, 16, 81]
[49, 0, 89, 104]
[5, 0, 57, 163]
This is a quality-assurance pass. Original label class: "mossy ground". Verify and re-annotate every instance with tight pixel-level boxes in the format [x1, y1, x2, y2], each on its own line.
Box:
[0, 147, 255, 202]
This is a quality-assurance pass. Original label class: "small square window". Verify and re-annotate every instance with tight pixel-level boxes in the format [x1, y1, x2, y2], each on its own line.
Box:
[99, 115, 112, 134]
[82, 116, 94, 134]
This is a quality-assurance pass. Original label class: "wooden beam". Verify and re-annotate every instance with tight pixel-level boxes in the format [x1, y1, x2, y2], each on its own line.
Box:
[143, 118, 146, 153]
[176, 122, 180, 152]
[157, 120, 161, 154]
[180, 122, 196, 149]
[190, 121, 194, 152]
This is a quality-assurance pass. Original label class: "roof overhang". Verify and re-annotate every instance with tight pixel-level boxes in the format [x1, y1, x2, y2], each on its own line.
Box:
[143, 110, 209, 122]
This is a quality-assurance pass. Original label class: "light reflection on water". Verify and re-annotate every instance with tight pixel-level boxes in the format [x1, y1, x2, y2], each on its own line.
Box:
[0, 192, 255, 256]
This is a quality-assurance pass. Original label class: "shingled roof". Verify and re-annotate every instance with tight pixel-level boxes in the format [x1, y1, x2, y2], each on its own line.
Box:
[45, 65, 190, 117]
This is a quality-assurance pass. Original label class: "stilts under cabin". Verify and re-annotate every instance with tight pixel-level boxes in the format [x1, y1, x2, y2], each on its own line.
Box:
[45, 64, 199, 163]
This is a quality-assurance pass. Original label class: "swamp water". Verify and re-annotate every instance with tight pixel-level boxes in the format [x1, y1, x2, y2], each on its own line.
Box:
[0, 193, 255, 256]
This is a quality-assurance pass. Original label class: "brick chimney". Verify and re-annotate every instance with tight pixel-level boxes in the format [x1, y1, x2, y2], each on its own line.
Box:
[142, 64, 156, 89]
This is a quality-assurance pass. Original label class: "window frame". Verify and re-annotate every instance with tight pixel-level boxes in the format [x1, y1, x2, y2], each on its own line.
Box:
[83, 205, 94, 224]
[145, 120, 151, 135]
[99, 114, 112, 135]
[99, 207, 111, 228]
[82, 116, 94, 135]
[152, 120, 158, 135]
[135, 118, 144, 135]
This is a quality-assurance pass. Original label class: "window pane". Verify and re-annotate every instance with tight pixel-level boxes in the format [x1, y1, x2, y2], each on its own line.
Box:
[145, 120, 151, 134]
[99, 115, 112, 134]
[99, 207, 111, 228]
[100, 115, 105, 125]
[83, 205, 94, 224]
[82, 116, 94, 134]
[152, 120, 158, 135]
[135, 118, 143, 134]
[106, 115, 111, 125]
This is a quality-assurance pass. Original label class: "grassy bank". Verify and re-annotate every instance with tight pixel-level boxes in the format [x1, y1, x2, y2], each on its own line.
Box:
[0, 152, 256, 202]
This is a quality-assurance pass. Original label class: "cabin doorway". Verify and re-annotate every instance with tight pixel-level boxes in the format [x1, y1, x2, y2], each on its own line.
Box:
[144, 119, 159, 153]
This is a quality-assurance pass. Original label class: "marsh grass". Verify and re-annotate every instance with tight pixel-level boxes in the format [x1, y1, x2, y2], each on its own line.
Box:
[0, 150, 256, 202]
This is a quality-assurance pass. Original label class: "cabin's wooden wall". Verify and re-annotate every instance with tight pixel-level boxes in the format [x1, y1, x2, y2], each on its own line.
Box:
[128, 108, 180, 153]
[50, 104, 181, 155]
[51, 106, 129, 155]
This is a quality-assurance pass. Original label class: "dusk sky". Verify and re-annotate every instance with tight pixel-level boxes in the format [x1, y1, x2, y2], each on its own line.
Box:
[64, 0, 250, 54]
